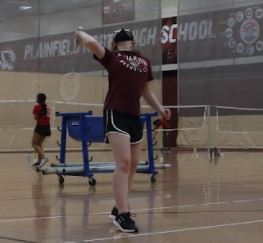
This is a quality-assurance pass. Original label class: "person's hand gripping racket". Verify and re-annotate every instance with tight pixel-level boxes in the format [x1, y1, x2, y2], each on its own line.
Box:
[159, 107, 171, 121]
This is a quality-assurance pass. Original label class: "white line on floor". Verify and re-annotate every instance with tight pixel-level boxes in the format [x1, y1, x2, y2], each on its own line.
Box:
[0, 196, 262, 224]
[64, 219, 263, 243]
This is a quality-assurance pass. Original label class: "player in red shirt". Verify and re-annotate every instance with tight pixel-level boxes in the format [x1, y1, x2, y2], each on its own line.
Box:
[32, 93, 51, 168]
[75, 28, 171, 233]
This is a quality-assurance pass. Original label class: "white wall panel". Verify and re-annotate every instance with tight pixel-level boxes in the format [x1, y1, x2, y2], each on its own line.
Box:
[162, 0, 177, 17]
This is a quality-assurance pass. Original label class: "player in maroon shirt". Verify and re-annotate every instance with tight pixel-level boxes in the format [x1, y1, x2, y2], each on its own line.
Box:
[31, 93, 51, 168]
[75, 28, 171, 233]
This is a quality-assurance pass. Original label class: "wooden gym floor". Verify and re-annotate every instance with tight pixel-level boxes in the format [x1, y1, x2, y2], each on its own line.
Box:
[0, 150, 263, 243]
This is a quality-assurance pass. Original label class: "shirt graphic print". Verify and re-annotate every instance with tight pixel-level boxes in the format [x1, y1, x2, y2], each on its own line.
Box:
[117, 53, 148, 73]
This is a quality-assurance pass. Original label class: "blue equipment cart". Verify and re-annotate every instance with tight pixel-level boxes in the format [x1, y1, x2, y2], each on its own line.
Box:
[41, 111, 170, 186]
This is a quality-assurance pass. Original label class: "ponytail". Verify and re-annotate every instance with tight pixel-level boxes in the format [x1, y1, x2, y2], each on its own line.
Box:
[36, 93, 47, 116]
[40, 103, 47, 116]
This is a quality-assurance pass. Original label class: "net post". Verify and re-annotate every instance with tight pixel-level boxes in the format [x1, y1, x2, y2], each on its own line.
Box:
[192, 147, 199, 158]
[207, 105, 212, 158]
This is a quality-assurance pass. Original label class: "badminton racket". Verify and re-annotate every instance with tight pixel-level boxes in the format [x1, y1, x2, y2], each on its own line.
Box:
[59, 26, 83, 101]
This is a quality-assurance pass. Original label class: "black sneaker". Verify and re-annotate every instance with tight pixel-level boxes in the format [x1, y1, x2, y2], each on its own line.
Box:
[109, 206, 118, 220]
[113, 212, 138, 233]
[109, 207, 135, 222]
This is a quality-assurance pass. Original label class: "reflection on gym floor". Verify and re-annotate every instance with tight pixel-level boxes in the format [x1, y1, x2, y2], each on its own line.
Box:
[0, 150, 263, 242]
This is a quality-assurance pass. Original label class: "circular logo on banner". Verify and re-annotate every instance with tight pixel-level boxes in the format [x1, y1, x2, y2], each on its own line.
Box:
[240, 18, 259, 44]
[225, 7, 263, 56]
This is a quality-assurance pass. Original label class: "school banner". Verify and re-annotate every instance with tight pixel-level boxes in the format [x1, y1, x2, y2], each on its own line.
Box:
[178, 4, 263, 62]
[161, 16, 177, 64]
[0, 19, 162, 74]
[178, 3, 263, 108]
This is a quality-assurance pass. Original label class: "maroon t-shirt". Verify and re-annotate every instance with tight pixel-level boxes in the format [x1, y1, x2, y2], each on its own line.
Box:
[33, 104, 51, 125]
[94, 48, 153, 115]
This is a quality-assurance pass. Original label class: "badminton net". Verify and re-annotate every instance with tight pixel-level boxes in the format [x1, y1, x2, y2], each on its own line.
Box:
[0, 100, 105, 151]
[155, 105, 208, 148]
[214, 106, 263, 148]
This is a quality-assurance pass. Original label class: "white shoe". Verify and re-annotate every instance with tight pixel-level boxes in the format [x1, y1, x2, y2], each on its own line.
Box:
[38, 157, 49, 168]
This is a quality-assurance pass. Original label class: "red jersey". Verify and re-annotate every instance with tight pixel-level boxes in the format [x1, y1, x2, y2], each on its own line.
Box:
[33, 104, 51, 125]
[94, 48, 153, 115]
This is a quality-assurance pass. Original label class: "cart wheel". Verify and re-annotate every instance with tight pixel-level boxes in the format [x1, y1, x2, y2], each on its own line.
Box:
[58, 175, 64, 185]
[150, 175, 156, 183]
[89, 178, 96, 186]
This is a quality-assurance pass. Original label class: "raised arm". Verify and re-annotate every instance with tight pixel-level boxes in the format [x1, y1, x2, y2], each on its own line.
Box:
[143, 82, 171, 120]
[75, 28, 105, 59]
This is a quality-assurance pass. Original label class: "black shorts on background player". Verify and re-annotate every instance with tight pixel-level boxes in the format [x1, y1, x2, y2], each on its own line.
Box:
[34, 125, 51, 137]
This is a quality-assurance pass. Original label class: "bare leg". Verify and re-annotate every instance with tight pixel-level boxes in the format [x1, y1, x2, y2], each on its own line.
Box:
[129, 142, 142, 191]
[32, 133, 45, 160]
[108, 133, 131, 214]
[38, 136, 46, 159]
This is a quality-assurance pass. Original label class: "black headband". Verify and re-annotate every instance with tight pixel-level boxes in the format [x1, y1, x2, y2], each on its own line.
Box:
[113, 28, 134, 43]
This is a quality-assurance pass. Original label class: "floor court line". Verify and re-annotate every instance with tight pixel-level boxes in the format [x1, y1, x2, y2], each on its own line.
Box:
[0, 235, 38, 243]
[0, 215, 66, 223]
[0, 196, 262, 224]
[64, 219, 263, 243]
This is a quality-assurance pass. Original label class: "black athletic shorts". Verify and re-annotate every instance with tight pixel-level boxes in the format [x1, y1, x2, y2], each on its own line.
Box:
[34, 125, 51, 137]
[103, 110, 143, 144]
